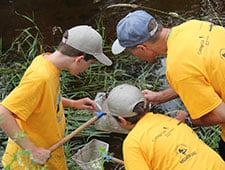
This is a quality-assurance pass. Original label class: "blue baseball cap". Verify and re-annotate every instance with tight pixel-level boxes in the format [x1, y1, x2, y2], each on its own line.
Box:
[112, 10, 158, 55]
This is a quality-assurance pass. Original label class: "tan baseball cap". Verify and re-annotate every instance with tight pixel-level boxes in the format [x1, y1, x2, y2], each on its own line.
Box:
[62, 25, 112, 66]
[106, 84, 145, 117]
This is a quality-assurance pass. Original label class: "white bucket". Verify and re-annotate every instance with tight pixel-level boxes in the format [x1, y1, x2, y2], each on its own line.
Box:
[93, 92, 129, 134]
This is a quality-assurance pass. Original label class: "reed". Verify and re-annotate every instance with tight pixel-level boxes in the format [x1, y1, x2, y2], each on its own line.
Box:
[107, 3, 186, 21]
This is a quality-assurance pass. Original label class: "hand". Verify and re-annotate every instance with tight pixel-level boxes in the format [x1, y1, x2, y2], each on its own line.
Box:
[71, 97, 96, 110]
[142, 87, 178, 105]
[142, 89, 162, 105]
[30, 147, 51, 166]
[175, 110, 188, 122]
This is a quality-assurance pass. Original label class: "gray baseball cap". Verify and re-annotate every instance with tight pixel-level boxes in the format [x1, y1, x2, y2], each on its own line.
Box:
[107, 84, 145, 117]
[62, 25, 112, 66]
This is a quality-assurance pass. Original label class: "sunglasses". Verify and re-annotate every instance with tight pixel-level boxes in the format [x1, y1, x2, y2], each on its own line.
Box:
[83, 53, 96, 61]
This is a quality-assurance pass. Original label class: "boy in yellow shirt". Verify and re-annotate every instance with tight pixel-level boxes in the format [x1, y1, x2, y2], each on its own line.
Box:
[106, 84, 225, 170]
[0, 25, 112, 169]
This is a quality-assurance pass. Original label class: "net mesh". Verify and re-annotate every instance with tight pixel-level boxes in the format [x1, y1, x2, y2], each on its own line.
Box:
[72, 139, 109, 170]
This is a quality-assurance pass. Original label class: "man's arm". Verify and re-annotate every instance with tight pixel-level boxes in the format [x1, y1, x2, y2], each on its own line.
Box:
[142, 86, 179, 105]
[0, 105, 50, 165]
[191, 102, 225, 126]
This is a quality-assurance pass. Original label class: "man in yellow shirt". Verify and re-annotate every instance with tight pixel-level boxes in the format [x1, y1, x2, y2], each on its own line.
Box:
[0, 25, 112, 169]
[106, 84, 225, 170]
[111, 10, 225, 160]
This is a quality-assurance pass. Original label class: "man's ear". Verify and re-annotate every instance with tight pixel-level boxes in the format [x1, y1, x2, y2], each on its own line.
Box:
[136, 44, 147, 50]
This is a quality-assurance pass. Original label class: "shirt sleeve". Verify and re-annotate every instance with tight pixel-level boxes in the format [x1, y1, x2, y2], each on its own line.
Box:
[1, 75, 44, 121]
[123, 138, 152, 170]
[175, 75, 222, 119]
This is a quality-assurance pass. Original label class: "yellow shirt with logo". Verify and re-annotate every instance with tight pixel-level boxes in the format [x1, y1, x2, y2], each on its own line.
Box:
[1, 54, 66, 169]
[166, 20, 225, 141]
[123, 113, 225, 170]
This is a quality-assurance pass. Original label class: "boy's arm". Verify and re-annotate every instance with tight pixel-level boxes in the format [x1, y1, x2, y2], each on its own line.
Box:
[0, 104, 50, 165]
[62, 97, 96, 110]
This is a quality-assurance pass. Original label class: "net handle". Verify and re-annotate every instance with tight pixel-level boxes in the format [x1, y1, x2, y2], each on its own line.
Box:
[49, 112, 105, 152]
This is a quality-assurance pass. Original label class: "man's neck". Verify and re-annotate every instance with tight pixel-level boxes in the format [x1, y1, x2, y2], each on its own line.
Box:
[162, 28, 171, 42]
[160, 28, 171, 55]
[151, 28, 170, 55]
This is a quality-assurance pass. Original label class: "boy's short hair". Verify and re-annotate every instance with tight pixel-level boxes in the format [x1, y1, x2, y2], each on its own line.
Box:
[57, 25, 112, 66]
[57, 32, 83, 57]
[112, 101, 147, 124]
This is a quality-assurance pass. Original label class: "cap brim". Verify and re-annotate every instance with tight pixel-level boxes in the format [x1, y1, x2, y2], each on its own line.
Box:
[94, 53, 112, 66]
[112, 39, 126, 55]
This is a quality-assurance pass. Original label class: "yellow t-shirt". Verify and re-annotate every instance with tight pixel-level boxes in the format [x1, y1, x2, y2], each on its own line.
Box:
[123, 113, 225, 170]
[1, 54, 67, 169]
[166, 20, 225, 140]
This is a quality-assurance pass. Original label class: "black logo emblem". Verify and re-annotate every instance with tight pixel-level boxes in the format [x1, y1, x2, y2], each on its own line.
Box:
[219, 48, 225, 58]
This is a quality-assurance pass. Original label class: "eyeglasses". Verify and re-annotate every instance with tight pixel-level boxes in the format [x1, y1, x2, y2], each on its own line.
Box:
[83, 53, 96, 61]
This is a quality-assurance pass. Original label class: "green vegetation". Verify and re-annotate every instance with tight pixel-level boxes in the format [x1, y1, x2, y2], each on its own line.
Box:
[0, 5, 223, 169]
